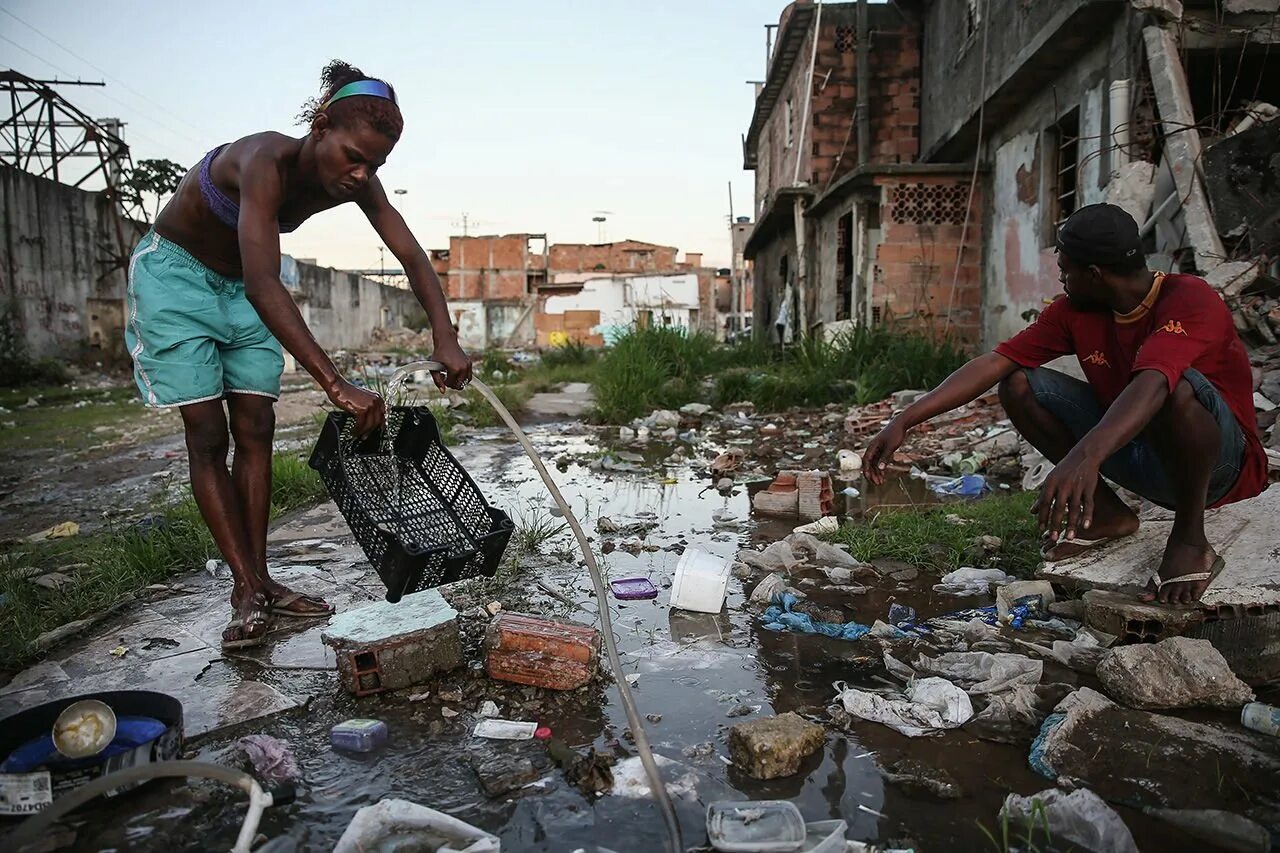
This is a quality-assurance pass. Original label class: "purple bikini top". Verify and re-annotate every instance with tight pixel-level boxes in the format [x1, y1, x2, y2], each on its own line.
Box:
[199, 144, 301, 234]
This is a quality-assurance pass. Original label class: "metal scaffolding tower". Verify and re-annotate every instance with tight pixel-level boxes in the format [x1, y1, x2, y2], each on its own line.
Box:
[1, 69, 148, 279]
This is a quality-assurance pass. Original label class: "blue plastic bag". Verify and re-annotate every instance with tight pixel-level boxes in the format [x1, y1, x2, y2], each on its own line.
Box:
[761, 592, 870, 641]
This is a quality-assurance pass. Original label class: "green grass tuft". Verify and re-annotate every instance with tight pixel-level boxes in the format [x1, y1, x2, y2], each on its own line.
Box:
[825, 491, 1041, 578]
[0, 452, 330, 671]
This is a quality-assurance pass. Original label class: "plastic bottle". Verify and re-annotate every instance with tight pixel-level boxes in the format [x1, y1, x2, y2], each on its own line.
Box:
[331, 719, 388, 752]
[1241, 702, 1279, 737]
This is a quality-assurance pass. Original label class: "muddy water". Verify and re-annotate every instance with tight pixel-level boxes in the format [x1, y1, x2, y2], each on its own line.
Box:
[56, 424, 1195, 852]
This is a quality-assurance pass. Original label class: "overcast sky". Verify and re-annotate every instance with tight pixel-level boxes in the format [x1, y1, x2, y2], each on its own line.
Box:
[1, 1, 797, 269]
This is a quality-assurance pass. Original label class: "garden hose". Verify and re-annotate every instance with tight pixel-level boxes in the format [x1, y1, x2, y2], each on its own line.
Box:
[389, 361, 684, 853]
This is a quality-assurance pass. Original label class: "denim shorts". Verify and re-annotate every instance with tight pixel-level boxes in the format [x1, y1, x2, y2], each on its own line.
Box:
[124, 231, 284, 408]
[1022, 366, 1245, 508]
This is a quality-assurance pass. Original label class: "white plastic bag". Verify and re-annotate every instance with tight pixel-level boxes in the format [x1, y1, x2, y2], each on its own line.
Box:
[1001, 788, 1138, 853]
[834, 677, 973, 737]
[334, 798, 500, 853]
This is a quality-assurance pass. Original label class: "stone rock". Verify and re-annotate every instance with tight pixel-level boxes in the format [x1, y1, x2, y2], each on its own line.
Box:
[890, 566, 919, 583]
[1145, 808, 1273, 853]
[32, 572, 75, 590]
[728, 712, 826, 780]
[1030, 688, 1280, 815]
[1048, 599, 1086, 621]
[1096, 636, 1254, 709]
[1260, 369, 1280, 406]
[644, 410, 680, 429]
[882, 758, 966, 799]
[679, 403, 712, 417]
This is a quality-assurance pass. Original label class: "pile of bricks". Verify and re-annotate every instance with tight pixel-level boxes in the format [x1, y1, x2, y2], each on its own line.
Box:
[751, 470, 834, 521]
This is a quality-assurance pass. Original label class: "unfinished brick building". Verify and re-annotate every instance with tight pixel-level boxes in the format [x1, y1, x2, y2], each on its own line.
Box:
[743, 0, 982, 344]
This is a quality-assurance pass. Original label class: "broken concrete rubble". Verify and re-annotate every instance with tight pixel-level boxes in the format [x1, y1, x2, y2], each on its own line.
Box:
[1031, 688, 1280, 815]
[321, 589, 462, 696]
[727, 711, 826, 780]
[1095, 636, 1255, 709]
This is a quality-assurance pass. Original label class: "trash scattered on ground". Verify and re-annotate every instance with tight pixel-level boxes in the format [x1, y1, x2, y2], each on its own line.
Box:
[322, 589, 462, 696]
[793, 516, 839, 536]
[486, 612, 600, 691]
[609, 754, 698, 799]
[1001, 788, 1138, 853]
[473, 719, 538, 740]
[932, 567, 1010, 596]
[748, 573, 789, 609]
[1242, 702, 1279, 737]
[727, 712, 826, 780]
[330, 719, 388, 753]
[1096, 636, 1255, 709]
[706, 799, 805, 851]
[833, 677, 973, 738]
[965, 684, 1075, 745]
[910, 651, 1044, 695]
[994, 580, 1054, 622]
[237, 734, 300, 784]
[26, 521, 80, 543]
[670, 548, 731, 613]
[610, 577, 659, 600]
[471, 750, 541, 798]
[761, 593, 870, 640]
[882, 758, 966, 800]
[333, 798, 500, 853]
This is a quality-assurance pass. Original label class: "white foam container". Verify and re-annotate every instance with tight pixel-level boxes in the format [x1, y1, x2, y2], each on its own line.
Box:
[670, 547, 731, 613]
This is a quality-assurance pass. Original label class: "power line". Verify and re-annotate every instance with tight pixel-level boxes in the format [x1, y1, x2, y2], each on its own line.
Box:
[1, 8, 209, 144]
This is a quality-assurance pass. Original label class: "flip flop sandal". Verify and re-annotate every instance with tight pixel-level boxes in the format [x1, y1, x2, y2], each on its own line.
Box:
[222, 610, 271, 650]
[1040, 534, 1116, 560]
[270, 591, 336, 618]
[1146, 555, 1226, 606]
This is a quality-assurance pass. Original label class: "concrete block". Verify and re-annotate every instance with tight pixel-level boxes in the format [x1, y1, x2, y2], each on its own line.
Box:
[1224, 0, 1279, 11]
[1083, 589, 1204, 643]
[485, 612, 600, 691]
[1131, 0, 1183, 21]
[322, 589, 462, 696]
[728, 712, 826, 780]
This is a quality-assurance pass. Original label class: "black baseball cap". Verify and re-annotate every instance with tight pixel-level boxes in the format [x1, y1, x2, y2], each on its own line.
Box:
[1055, 203, 1143, 267]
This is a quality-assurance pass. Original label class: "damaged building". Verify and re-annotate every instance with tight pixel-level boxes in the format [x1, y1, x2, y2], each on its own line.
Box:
[441, 235, 723, 350]
[743, 0, 1280, 358]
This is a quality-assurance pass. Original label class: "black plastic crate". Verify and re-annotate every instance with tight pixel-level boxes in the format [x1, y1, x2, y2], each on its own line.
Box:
[308, 406, 513, 602]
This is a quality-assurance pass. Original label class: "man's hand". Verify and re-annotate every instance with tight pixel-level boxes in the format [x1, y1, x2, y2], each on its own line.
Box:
[1033, 448, 1100, 544]
[429, 338, 473, 392]
[327, 379, 386, 436]
[863, 419, 907, 485]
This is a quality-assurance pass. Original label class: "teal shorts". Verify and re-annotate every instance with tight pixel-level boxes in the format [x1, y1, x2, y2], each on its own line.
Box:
[125, 232, 284, 408]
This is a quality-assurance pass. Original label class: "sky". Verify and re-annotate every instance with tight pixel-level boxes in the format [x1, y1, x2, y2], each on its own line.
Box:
[1, 0, 790, 270]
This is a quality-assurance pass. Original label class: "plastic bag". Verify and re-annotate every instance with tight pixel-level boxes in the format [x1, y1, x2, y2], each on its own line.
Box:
[833, 677, 973, 737]
[334, 799, 500, 853]
[1001, 788, 1138, 853]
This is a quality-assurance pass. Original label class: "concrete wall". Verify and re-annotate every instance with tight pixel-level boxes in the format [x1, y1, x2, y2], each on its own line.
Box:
[979, 23, 1124, 345]
[919, 0, 1121, 160]
[286, 261, 419, 352]
[3, 164, 419, 361]
[540, 273, 701, 345]
[1, 164, 138, 360]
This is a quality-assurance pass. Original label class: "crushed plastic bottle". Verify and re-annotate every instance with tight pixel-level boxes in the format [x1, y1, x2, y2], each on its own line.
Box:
[330, 719, 388, 753]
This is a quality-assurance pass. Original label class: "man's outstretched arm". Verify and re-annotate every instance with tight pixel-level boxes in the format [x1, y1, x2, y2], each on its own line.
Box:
[863, 352, 1020, 483]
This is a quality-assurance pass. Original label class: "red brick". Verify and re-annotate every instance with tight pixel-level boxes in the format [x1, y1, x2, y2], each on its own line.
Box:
[485, 612, 600, 691]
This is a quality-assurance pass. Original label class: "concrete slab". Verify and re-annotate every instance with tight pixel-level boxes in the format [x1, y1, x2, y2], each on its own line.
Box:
[0, 650, 299, 738]
[1039, 485, 1280, 607]
[524, 383, 595, 419]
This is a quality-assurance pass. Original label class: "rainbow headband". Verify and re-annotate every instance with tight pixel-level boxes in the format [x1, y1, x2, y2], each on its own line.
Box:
[320, 80, 397, 111]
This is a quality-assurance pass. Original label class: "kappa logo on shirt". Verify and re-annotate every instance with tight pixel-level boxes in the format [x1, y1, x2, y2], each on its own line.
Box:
[1083, 350, 1110, 367]
[1158, 320, 1189, 336]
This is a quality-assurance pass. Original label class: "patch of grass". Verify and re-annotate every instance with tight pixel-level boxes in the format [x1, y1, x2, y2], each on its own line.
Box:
[0, 452, 329, 671]
[977, 797, 1054, 853]
[463, 382, 530, 428]
[590, 323, 968, 423]
[825, 491, 1041, 578]
[0, 387, 173, 456]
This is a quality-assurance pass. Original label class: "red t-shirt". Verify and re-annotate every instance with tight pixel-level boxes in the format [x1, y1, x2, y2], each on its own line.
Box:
[994, 272, 1266, 508]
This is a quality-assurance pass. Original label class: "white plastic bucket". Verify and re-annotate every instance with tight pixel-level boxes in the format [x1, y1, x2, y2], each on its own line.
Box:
[670, 547, 731, 613]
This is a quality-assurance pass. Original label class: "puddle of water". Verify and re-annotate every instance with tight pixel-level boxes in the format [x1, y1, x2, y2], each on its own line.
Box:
[44, 424, 1190, 852]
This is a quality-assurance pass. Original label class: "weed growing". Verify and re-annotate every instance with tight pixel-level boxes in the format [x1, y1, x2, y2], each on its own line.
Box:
[825, 491, 1041, 578]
